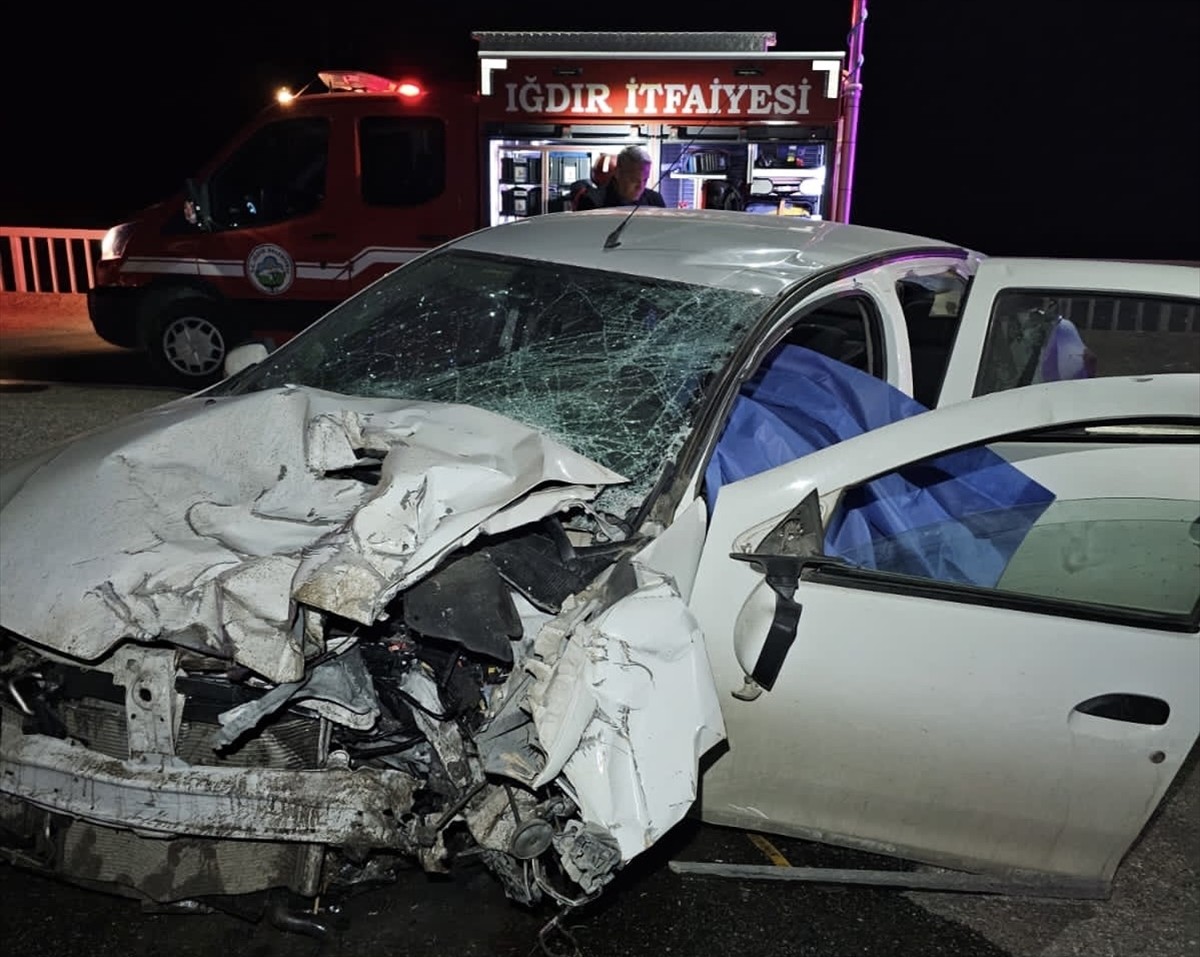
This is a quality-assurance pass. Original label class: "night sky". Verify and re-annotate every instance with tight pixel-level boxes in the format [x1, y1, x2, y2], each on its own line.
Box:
[5, 0, 1197, 260]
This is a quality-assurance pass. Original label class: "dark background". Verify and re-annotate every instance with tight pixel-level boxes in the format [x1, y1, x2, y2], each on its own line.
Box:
[4, 0, 1197, 259]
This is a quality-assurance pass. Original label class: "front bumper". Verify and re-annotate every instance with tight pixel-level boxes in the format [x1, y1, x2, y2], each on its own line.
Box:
[0, 708, 418, 846]
[87, 285, 143, 348]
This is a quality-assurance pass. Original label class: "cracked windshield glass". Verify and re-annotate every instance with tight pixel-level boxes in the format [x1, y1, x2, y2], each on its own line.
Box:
[221, 250, 770, 516]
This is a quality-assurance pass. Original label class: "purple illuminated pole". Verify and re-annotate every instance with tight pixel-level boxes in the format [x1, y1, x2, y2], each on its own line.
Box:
[835, 0, 868, 222]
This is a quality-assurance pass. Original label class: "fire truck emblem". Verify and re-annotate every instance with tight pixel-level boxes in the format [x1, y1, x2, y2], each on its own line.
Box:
[246, 244, 294, 295]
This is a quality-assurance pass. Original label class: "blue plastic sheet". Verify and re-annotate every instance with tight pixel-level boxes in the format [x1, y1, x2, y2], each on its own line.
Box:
[705, 345, 1055, 588]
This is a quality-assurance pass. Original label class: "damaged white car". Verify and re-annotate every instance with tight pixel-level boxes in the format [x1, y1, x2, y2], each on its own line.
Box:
[2, 210, 1198, 934]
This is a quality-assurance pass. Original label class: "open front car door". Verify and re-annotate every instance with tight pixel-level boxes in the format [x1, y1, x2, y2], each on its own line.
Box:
[689, 373, 1200, 896]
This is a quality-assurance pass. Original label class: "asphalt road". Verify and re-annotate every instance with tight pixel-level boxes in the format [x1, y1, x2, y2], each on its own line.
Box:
[0, 304, 1197, 957]
[0, 293, 155, 386]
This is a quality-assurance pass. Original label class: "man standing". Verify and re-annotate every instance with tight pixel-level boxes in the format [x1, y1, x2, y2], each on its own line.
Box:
[576, 146, 666, 209]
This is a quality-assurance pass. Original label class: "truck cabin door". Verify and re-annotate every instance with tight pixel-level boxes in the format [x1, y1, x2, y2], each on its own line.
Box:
[200, 114, 348, 307]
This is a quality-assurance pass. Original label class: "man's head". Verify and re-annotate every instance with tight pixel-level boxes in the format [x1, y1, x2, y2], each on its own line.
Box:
[614, 146, 653, 203]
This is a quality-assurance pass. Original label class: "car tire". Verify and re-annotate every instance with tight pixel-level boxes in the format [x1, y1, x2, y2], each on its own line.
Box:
[140, 290, 244, 388]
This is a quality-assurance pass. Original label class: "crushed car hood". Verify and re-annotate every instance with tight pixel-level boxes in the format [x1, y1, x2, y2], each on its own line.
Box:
[0, 386, 626, 683]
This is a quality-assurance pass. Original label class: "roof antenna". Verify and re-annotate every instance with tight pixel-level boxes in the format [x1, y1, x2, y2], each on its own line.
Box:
[603, 207, 637, 250]
[603, 118, 716, 250]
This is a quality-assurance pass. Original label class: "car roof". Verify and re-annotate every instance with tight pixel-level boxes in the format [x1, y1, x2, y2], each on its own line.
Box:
[452, 209, 971, 297]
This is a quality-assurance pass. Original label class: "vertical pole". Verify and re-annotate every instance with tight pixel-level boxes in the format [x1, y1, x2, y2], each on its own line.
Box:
[835, 0, 868, 223]
[10, 235, 28, 292]
[31, 238, 42, 292]
[48, 238, 61, 292]
[85, 239, 98, 289]
[67, 238, 80, 293]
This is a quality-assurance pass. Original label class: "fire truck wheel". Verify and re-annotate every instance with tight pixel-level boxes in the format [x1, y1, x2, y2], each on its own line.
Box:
[141, 292, 244, 388]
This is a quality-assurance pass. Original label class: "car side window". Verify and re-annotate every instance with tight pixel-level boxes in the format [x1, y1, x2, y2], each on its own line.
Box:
[207, 118, 329, 229]
[974, 290, 1200, 397]
[359, 117, 446, 207]
[779, 294, 883, 378]
[823, 434, 1200, 621]
[703, 294, 887, 511]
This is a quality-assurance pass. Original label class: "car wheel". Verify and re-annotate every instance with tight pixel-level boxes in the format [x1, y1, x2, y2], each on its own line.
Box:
[141, 292, 243, 387]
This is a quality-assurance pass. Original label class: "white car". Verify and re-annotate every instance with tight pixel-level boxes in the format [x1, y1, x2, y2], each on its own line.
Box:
[1, 210, 1197, 931]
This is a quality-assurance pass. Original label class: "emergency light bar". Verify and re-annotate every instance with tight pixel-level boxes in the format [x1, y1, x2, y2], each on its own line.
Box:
[316, 71, 424, 97]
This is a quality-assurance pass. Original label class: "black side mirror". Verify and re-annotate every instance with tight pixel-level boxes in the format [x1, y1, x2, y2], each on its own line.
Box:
[728, 490, 824, 692]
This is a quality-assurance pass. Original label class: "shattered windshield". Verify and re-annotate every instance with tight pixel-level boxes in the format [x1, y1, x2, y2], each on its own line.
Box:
[219, 250, 770, 517]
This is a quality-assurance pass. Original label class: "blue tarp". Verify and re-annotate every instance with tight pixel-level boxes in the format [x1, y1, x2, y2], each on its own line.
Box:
[704, 345, 1055, 588]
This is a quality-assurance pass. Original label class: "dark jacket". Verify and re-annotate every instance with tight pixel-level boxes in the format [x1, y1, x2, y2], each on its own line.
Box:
[576, 179, 666, 210]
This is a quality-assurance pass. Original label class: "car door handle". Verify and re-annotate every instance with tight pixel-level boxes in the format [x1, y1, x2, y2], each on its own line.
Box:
[310, 231, 336, 241]
[1073, 693, 1170, 726]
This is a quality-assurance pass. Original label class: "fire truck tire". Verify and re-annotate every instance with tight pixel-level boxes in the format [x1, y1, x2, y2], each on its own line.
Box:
[140, 290, 244, 388]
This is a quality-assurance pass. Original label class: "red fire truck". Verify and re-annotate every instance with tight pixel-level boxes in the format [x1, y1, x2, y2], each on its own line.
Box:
[89, 29, 866, 385]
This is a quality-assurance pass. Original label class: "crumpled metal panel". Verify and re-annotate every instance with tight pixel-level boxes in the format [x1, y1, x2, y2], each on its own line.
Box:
[526, 564, 726, 861]
[0, 387, 625, 683]
[213, 643, 380, 749]
[292, 400, 626, 625]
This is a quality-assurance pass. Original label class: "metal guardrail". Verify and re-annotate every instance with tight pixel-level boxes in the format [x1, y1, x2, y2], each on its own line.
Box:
[1027, 291, 1197, 334]
[0, 227, 106, 294]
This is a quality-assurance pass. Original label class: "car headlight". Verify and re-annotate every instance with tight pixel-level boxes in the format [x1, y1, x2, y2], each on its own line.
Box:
[100, 222, 134, 261]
